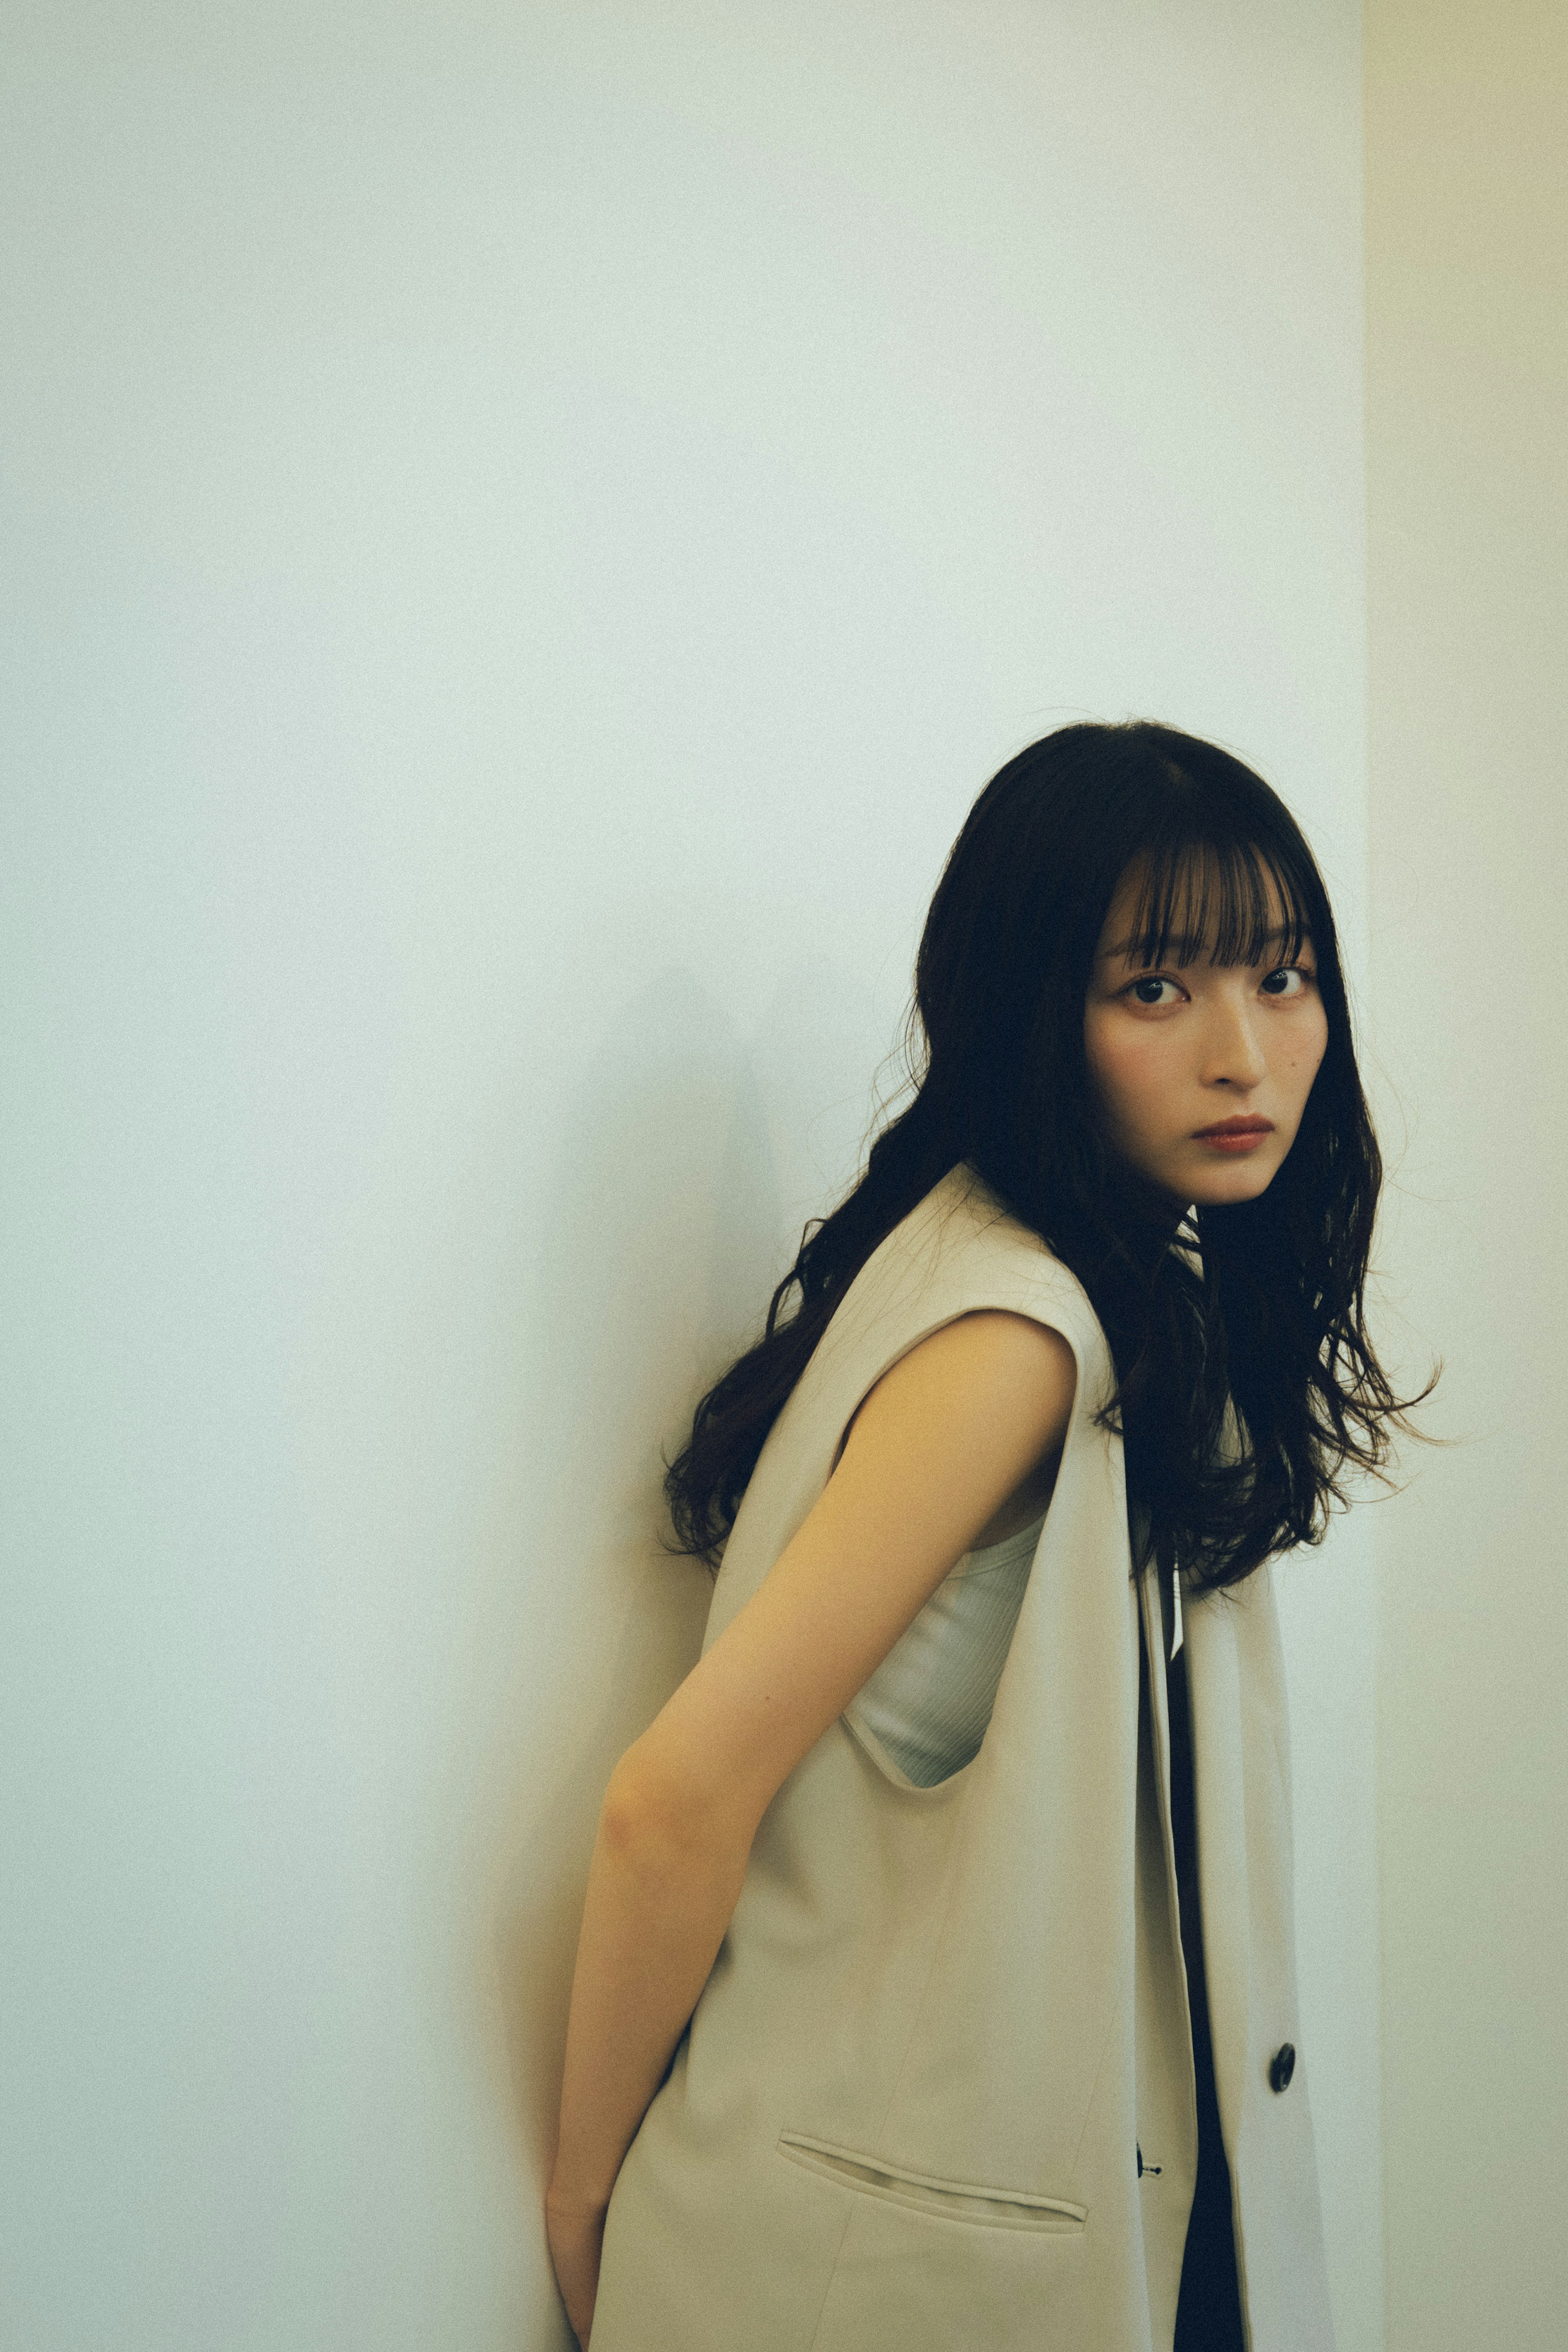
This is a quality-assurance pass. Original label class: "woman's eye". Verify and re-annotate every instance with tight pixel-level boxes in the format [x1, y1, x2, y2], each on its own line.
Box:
[1127, 976, 1180, 1007]
[1262, 965, 1315, 998]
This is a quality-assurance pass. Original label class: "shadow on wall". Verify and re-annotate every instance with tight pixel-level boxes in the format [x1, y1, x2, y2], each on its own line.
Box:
[483, 960, 801, 2220]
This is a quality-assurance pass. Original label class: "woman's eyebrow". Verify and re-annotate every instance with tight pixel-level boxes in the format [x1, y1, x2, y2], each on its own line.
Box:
[1098, 922, 1311, 963]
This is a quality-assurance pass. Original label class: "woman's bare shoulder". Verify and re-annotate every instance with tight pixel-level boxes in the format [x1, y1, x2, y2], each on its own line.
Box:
[846, 1308, 1077, 1457]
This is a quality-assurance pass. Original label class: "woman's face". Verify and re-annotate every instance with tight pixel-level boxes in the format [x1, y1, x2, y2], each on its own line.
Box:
[1082, 857, 1330, 1212]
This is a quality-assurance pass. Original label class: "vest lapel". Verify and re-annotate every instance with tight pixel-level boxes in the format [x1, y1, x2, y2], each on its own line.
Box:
[1180, 1582, 1252, 2165]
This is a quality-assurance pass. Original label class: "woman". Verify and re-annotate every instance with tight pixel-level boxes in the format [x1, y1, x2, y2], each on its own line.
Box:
[544, 720, 1434, 2350]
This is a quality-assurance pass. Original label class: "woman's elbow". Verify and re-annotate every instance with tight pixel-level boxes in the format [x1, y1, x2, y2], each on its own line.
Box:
[598, 1759, 666, 1859]
[599, 1749, 737, 1870]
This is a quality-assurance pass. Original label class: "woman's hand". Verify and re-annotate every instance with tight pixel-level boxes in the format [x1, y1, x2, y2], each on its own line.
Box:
[546, 2186, 606, 2347]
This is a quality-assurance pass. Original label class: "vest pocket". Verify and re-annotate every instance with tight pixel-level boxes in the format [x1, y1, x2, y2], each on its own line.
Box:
[776, 2131, 1087, 2234]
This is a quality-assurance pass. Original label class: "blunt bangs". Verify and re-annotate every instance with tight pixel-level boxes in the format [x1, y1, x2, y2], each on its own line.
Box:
[1114, 835, 1315, 974]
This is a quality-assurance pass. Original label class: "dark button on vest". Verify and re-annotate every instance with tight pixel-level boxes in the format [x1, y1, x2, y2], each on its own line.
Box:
[1269, 2042, 1296, 2093]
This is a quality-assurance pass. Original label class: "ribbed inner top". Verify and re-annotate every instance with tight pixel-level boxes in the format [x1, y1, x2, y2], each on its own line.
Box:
[849, 1513, 1046, 1787]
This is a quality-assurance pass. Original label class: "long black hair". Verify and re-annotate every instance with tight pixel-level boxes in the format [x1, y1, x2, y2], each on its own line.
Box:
[665, 720, 1439, 1594]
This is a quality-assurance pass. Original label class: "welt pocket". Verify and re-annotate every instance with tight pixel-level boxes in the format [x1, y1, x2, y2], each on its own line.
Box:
[775, 2131, 1087, 2234]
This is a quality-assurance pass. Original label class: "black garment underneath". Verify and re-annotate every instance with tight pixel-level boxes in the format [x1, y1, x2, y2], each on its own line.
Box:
[1166, 1635, 1247, 2352]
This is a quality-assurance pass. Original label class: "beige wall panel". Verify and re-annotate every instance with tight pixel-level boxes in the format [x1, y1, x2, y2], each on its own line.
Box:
[1365, 7, 1568, 2348]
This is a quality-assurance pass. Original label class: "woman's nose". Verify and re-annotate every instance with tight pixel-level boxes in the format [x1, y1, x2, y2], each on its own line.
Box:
[1201, 997, 1269, 1083]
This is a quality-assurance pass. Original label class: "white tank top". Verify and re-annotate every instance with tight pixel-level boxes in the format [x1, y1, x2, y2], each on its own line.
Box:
[849, 1512, 1046, 1786]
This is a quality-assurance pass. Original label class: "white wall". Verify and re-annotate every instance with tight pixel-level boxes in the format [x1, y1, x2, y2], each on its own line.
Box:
[0, 7, 1374, 2346]
[1365, 7, 1568, 2348]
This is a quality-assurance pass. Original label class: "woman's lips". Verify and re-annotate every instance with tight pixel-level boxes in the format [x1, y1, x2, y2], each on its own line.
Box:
[1194, 1119, 1278, 1157]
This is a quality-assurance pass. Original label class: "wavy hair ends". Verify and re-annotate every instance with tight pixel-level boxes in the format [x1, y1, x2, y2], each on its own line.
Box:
[664, 719, 1441, 1593]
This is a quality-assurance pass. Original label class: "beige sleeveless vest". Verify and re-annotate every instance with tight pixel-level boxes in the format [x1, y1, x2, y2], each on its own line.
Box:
[590, 1166, 1335, 2352]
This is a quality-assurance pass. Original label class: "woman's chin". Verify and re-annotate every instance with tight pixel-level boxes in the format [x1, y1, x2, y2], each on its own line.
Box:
[1185, 1160, 1279, 1206]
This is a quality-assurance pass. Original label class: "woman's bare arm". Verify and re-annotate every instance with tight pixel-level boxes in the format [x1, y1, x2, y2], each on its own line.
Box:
[545, 1309, 1076, 2336]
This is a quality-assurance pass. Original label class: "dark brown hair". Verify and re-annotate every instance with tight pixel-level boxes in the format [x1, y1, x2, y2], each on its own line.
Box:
[665, 720, 1439, 1594]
